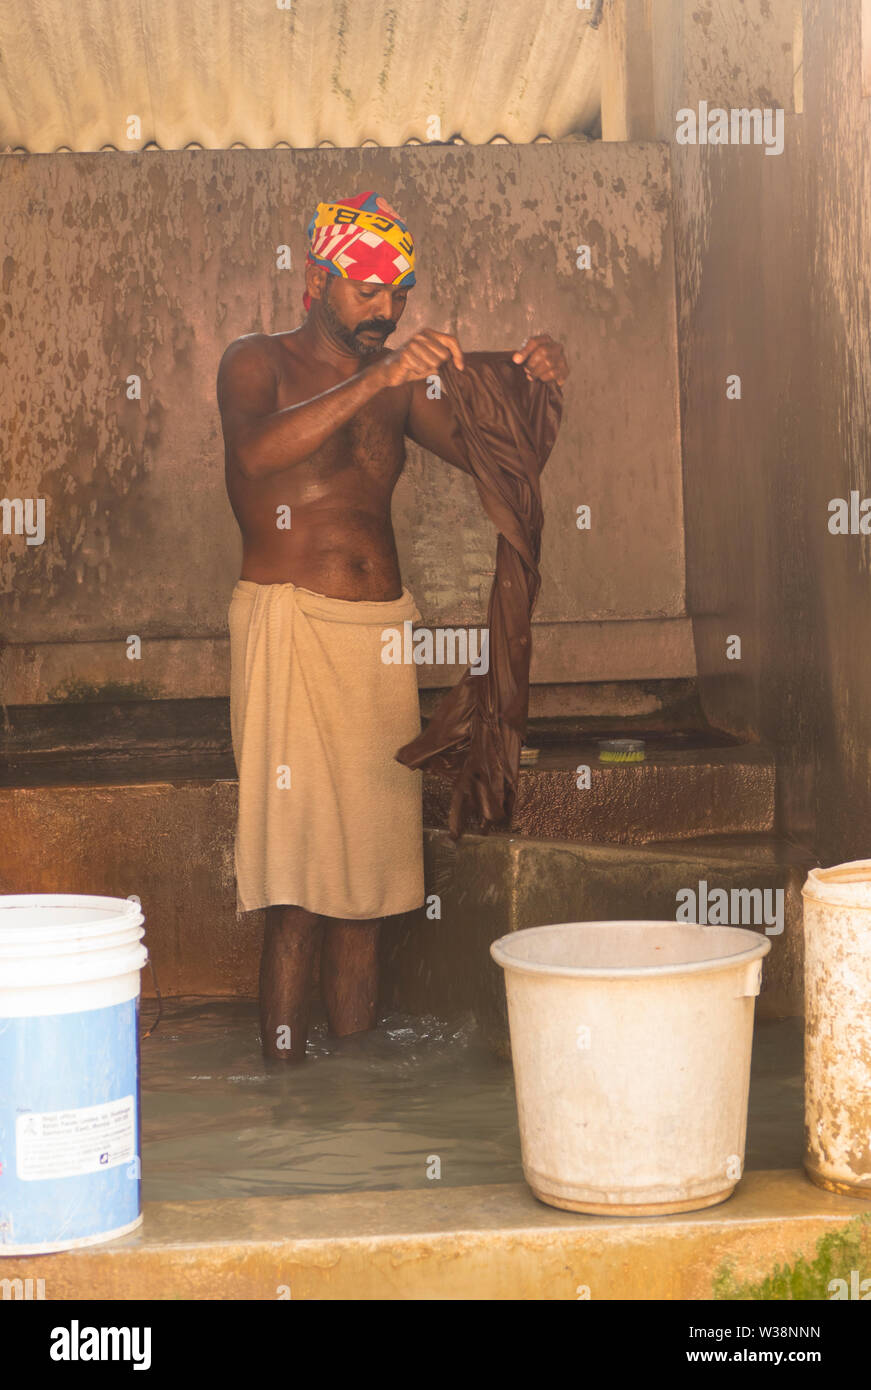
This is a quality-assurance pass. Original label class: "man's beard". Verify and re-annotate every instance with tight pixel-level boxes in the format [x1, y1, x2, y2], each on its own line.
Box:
[321, 284, 396, 356]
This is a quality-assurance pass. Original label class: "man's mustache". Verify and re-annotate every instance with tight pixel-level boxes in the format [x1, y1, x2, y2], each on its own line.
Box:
[355, 319, 395, 336]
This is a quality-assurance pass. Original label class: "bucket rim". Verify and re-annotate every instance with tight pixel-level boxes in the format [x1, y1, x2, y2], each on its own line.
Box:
[490, 919, 772, 979]
[0, 929, 146, 958]
[802, 859, 871, 909]
[0, 893, 144, 941]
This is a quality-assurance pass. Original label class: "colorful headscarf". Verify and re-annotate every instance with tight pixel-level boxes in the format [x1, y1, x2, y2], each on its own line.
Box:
[302, 191, 416, 310]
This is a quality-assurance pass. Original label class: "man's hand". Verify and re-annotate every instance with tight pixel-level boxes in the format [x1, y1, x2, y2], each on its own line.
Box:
[378, 328, 464, 389]
[512, 334, 569, 386]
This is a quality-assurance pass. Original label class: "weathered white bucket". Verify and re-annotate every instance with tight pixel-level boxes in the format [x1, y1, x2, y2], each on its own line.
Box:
[802, 861, 871, 1199]
[491, 920, 770, 1215]
[0, 894, 148, 1254]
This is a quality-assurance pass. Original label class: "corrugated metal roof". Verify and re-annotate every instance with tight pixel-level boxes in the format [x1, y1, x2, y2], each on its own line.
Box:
[0, 0, 602, 153]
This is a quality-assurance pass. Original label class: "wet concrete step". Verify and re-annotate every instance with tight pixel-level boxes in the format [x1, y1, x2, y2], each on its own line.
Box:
[424, 739, 775, 843]
[0, 1172, 864, 1300]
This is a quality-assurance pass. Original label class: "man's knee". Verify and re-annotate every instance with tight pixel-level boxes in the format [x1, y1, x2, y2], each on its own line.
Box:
[265, 903, 320, 932]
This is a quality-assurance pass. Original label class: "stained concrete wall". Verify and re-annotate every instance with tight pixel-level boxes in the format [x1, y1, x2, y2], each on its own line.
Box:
[663, 0, 871, 863]
[0, 140, 693, 705]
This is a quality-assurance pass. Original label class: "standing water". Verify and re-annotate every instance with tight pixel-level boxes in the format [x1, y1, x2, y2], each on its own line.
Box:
[140, 1001, 523, 1200]
[138, 999, 804, 1203]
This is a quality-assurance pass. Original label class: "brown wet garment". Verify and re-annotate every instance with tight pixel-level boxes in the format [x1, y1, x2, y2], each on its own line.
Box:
[395, 350, 563, 838]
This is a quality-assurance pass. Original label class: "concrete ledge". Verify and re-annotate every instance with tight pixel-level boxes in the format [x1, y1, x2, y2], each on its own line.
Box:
[2, 1172, 866, 1301]
[425, 743, 775, 843]
[1, 743, 773, 847]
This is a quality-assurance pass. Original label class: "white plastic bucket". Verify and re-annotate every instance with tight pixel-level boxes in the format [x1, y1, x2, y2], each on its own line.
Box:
[802, 861, 871, 1199]
[491, 920, 770, 1215]
[0, 894, 148, 1254]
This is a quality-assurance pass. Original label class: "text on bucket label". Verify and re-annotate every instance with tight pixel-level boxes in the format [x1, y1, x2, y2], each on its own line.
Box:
[16, 1096, 136, 1181]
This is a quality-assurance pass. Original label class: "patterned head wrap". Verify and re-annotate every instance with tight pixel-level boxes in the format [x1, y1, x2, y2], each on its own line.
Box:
[302, 191, 416, 310]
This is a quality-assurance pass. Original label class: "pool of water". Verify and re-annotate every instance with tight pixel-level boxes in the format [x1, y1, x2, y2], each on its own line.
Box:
[139, 1001, 804, 1202]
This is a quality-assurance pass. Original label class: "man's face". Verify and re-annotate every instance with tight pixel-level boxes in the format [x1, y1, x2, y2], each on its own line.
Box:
[319, 277, 408, 356]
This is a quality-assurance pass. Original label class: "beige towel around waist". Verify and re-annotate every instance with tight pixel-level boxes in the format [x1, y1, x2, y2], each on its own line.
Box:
[228, 579, 424, 918]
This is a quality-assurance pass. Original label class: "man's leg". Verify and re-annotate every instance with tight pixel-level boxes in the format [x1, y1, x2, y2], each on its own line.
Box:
[321, 918, 382, 1037]
[259, 905, 322, 1062]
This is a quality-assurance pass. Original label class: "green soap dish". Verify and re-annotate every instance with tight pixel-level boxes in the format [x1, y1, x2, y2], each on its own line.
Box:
[598, 738, 646, 763]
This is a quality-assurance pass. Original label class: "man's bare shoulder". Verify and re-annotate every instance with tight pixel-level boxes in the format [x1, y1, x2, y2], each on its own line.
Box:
[218, 332, 283, 377]
[216, 333, 281, 416]
[271, 328, 305, 353]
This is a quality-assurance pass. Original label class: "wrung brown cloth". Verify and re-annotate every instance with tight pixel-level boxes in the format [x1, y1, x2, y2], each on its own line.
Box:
[395, 351, 563, 838]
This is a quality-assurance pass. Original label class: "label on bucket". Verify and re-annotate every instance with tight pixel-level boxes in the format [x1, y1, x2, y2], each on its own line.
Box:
[15, 1096, 136, 1182]
[0, 998, 141, 1252]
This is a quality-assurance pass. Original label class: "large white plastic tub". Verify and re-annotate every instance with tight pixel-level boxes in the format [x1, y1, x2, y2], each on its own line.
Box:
[491, 920, 770, 1215]
[803, 861, 871, 1199]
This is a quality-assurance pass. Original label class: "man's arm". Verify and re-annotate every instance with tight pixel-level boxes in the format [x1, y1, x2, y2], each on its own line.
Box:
[405, 378, 466, 472]
[216, 335, 390, 481]
[218, 329, 467, 482]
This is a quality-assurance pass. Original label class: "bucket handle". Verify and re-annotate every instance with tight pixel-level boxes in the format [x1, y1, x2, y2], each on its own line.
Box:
[141, 953, 163, 1037]
[735, 958, 763, 998]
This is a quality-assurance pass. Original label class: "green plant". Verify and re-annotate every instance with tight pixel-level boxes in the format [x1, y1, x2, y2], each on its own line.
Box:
[714, 1215, 871, 1300]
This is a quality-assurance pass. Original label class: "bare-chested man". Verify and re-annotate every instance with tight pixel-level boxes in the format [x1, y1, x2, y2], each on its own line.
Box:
[218, 192, 567, 1062]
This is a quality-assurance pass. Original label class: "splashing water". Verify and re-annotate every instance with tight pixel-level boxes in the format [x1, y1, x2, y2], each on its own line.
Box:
[140, 999, 523, 1201]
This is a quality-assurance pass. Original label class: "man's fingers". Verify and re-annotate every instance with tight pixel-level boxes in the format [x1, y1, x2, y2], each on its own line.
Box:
[403, 349, 440, 378]
[512, 335, 547, 365]
[420, 329, 464, 371]
[412, 342, 452, 372]
[523, 346, 557, 379]
[518, 339, 569, 385]
[402, 327, 465, 377]
[399, 339, 456, 382]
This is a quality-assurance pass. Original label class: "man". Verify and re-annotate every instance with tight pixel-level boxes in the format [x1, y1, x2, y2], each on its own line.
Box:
[218, 191, 568, 1062]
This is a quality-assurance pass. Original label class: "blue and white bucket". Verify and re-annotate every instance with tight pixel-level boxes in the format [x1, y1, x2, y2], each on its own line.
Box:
[0, 894, 148, 1255]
